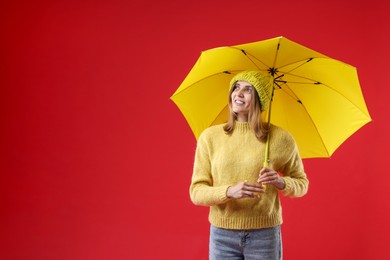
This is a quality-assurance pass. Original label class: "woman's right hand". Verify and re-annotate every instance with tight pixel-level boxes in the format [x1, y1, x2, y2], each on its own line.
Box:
[226, 181, 265, 199]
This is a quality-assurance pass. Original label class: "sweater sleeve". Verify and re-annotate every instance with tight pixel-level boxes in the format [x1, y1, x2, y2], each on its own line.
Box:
[279, 143, 309, 198]
[189, 134, 230, 206]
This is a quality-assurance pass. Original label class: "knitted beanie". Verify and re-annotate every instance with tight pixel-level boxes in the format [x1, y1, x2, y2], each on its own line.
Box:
[230, 71, 274, 111]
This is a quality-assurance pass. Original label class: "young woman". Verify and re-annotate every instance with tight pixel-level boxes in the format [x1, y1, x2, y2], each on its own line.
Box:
[190, 70, 309, 259]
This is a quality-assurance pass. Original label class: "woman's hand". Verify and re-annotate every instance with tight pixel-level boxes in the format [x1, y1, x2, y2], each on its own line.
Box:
[226, 181, 265, 199]
[257, 168, 286, 190]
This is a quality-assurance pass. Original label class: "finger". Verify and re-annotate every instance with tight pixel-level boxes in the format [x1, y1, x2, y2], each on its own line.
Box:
[258, 171, 278, 181]
[260, 167, 270, 175]
[262, 175, 280, 185]
[243, 191, 261, 198]
[240, 183, 264, 194]
[245, 185, 265, 193]
[245, 182, 262, 187]
[258, 171, 273, 178]
[257, 175, 273, 183]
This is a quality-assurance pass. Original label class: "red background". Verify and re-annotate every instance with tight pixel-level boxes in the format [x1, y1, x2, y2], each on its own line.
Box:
[1, 0, 389, 259]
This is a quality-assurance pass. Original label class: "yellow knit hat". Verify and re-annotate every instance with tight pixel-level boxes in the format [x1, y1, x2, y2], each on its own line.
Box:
[230, 71, 274, 111]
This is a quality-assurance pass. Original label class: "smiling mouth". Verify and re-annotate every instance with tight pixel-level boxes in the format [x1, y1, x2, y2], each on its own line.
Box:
[235, 100, 245, 105]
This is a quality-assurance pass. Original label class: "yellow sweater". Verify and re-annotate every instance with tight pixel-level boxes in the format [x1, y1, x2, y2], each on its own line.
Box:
[190, 121, 309, 230]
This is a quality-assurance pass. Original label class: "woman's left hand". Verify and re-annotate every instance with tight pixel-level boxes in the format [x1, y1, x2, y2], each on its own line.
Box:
[257, 168, 286, 190]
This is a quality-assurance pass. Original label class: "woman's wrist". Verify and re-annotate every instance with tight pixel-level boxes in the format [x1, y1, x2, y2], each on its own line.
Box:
[226, 186, 232, 198]
[277, 177, 286, 190]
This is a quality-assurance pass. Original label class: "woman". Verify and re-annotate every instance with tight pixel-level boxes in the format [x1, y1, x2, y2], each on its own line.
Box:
[190, 71, 309, 259]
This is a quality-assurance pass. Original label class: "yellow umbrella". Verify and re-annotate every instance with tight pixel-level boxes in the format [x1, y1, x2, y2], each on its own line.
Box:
[170, 36, 371, 160]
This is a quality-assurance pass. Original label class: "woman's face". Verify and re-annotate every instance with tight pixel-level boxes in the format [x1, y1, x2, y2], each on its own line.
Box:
[231, 81, 254, 122]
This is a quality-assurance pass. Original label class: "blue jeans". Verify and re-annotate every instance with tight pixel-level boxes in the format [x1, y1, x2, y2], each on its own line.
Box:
[209, 225, 282, 260]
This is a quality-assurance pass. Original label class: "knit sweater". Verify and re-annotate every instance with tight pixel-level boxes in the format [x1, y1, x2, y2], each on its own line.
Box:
[190, 121, 309, 230]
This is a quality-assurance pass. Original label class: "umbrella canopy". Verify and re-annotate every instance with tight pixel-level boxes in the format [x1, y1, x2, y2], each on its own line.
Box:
[170, 36, 371, 159]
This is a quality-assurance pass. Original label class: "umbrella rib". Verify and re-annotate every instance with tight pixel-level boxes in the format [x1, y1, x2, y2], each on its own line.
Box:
[276, 71, 322, 85]
[274, 81, 331, 157]
[278, 58, 315, 74]
[276, 71, 370, 117]
[272, 39, 281, 71]
[273, 78, 301, 102]
[228, 41, 310, 78]
[227, 47, 271, 72]
[298, 100, 331, 157]
[210, 106, 228, 126]
[171, 70, 243, 96]
[227, 41, 321, 79]
[275, 57, 362, 102]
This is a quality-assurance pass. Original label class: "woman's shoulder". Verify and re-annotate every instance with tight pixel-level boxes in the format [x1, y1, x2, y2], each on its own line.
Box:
[270, 124, 295, 145]
[198, 124, 226, 141]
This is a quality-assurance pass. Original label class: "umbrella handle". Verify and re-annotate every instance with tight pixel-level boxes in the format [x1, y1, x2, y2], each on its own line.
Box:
[261, 129, 271, 191]
[263, 136, 270, 168]
[263, 85, 274, 168]
[261, 140, 270, 191]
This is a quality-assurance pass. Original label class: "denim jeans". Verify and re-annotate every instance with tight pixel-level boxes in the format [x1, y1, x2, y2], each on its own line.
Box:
[209, 225, 282, 260]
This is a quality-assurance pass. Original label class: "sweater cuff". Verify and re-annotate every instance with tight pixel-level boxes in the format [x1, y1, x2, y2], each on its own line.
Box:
[280, 177, 292, 196]
[216, 185, 231, 204]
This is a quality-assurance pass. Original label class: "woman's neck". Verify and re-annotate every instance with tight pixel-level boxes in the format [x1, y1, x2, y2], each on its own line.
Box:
[236, 114, 248, 122]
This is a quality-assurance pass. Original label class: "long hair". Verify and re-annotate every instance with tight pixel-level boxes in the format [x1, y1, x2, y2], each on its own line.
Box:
[223, 85, 269, 142]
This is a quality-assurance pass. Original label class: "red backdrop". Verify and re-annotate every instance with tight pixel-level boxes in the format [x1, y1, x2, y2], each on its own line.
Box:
[1, 0, 389, 259]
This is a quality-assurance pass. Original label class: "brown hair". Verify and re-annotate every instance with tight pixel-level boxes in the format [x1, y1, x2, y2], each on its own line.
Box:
[223, 84, 269, 142]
